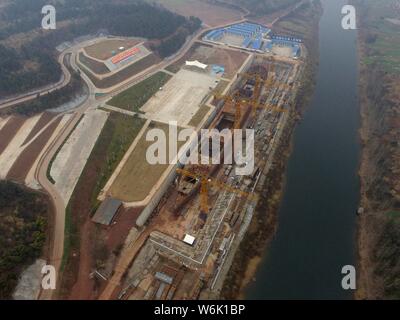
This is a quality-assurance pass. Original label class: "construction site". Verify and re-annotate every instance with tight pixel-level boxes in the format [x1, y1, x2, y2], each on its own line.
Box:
[0, 0, 339, 301]
[203, 22, 302, 59]
[93, 51, 302, 300]
[0, 11, 305, 299]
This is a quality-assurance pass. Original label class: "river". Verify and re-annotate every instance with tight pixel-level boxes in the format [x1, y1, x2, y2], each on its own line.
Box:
[246, 0, 360, 299]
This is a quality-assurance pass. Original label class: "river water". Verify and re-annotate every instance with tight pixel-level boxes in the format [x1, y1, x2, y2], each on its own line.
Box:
[246, 0, 360, 299]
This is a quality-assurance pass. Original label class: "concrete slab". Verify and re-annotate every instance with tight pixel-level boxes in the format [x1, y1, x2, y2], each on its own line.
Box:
[13, 259, 46, 300]
[25, 114, 72, 189]
[0, 115, 41, 178]
[51, 109, 108, 204]
[141, 69, 217, 126]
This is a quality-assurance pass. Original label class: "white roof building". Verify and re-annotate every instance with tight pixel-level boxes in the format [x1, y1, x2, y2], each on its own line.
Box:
[183, 234, 196, 246]
[185, 60, 208, 70]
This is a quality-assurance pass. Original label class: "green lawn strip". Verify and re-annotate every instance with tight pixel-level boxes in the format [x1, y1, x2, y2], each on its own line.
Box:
[386, 210, 400, 219]
[188, 105, 211, 127]
[60, 113, 145, 271]
[60, 205, 74, 272]
[107, 71, 172, 112]
[89, 114, 146, 209]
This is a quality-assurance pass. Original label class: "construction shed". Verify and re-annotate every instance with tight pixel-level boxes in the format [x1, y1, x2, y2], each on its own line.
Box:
[92, 197, 122, 225]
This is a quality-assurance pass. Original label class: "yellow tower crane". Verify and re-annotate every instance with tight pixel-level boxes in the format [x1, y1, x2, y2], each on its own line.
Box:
[237, 72, 278, 116]
[238, 61, 291, 115]
[213, 91, 248, 129]
[176, 168, 257, 214]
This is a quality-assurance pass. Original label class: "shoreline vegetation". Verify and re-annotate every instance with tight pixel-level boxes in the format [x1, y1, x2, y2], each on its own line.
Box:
[353, 0, 400, 300]
[220, 0, 323, 299]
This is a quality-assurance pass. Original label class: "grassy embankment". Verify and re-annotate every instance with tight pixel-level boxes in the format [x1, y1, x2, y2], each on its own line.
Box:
[59, 68, 173, 296]
[107, 121, 187, 202]
[107, 71, 172, 112]
[220, 0, 323, 299]
[59, 112, 145, 296]
[188, 105, 211, 127]
[78, 53, 109, 75]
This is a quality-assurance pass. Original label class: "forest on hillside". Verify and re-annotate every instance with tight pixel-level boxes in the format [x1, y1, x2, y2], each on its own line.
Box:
[0, 181, 49, 299]
[0, 0, 201, 97]
[4, 70, 86, 116]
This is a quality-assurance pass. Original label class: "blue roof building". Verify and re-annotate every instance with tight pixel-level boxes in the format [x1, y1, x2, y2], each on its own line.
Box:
[204, 22, 277, 53]
[242, 37, 252, 48]
[252, 38, 262, 50]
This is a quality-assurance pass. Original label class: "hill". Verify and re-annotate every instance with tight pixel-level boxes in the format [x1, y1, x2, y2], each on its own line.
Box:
[0, 181, 49, 299]
[0, 0, 201, 97]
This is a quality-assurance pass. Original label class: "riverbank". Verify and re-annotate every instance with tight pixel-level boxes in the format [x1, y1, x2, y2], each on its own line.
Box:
[355, 25, 383, 299]
[220, 0, 323, 299]
[354, 0, 400, 300]
[244, 0, 362, 299]
[356, 57, 399, 299]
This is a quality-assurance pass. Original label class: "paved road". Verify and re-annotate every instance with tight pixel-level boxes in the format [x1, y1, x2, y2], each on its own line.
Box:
[96, 10, 304, 300]
[1, 14, 242, 110]
[37, 102, 95, 300]
[35, 112, 81, 300]
[33, 22, 235, 300]
[93, 20, 248, 98]
[36, 50, 96, 300]
[33, 5, 300, 299]
[0, 53, 71, 110]
[0, 0, 304, 111]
